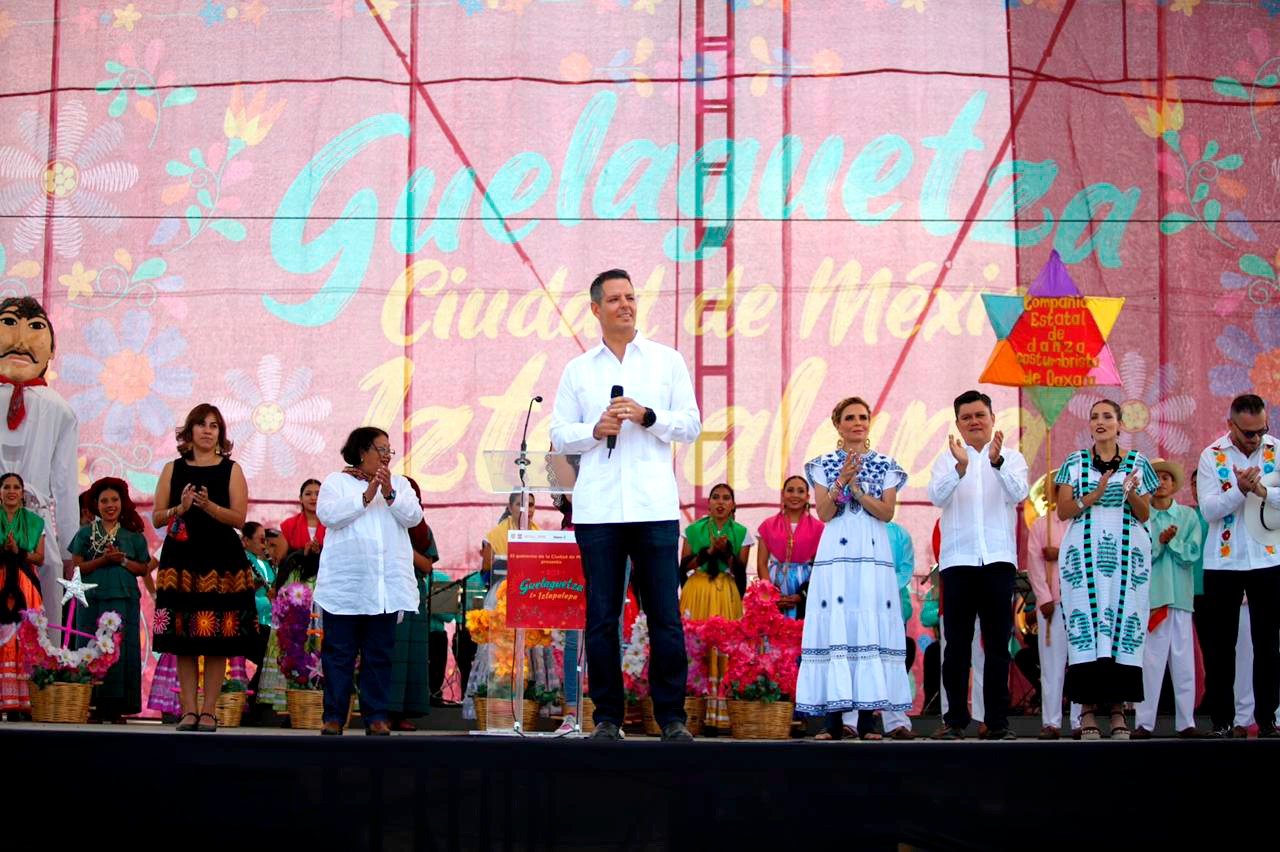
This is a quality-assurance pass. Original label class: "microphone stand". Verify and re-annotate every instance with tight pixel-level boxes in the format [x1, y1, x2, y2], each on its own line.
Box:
[511, 395, 540, 735]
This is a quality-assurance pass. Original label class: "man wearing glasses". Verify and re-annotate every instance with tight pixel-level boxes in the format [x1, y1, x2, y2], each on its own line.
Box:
[1196, 394, 1280, 738]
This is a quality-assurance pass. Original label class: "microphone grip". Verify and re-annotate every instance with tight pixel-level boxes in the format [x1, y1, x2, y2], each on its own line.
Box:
[607, 385, 623, 454]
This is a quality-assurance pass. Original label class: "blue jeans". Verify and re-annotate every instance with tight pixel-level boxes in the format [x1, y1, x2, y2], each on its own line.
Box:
[575, 521, 687, 727]
[320, 610, 397, 726]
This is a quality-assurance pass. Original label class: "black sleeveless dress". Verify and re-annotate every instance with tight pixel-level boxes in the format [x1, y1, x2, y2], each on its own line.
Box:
[152, 458, 257, 656]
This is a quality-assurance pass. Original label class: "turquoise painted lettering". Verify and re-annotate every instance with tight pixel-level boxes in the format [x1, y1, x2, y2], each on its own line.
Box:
[758, 134, 845, 220]
[558, 92, 616, 226]
[1053, 183, 1140, 269]
[482, 152, 552, 243]
[267, 113, 407, 327]
[664, 137, 760, 261]
[593, 138, 678, 220]
[841, 133, 913, 225]
[971, 159, 1058, 246]
[919, 91, 987, 236]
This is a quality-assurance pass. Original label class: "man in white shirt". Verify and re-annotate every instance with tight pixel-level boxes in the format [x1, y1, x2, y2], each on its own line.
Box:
[1196, 393, 1280, 738]
[927, 390, 1028, 740]
[550, 269, 701, 742]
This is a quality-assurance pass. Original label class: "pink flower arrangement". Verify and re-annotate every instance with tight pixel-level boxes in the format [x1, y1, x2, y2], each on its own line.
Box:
[683, 619, 710, 697]
[696, 581, 804, 702]
[20, 609, 122, 687]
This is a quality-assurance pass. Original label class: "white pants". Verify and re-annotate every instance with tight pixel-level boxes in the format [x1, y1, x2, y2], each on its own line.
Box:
[939, 615, 984, 723]
[881, 709, 911, 732]
[1135, 609, 1195, 732]
[1036, 605, 1082, 730]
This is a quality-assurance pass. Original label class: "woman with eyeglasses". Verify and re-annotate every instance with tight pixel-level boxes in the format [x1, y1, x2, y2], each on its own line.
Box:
[313, 427, 423, 736]
[1055, 399, 1157, 740]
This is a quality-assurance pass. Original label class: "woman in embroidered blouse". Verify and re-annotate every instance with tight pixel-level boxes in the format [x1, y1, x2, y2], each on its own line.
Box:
[0, 472, 45, 716]
[680, 482, 753, 729]
[281, 479, 325, 555]
[1055, 399, 1156, 741]
[756, 476, 822, 619]
[69, 477, 155, 722]
[797, 397, 912, 741]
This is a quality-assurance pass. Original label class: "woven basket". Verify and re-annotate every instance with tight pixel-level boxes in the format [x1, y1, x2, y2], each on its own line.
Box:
[727, 699, 795, 740]
[30, 682, 92, 724]
[286, 689, 353, 730]
[476, 697, 540, 732]
[640, 698, 662, 736]
[640, 697, 708, 736]
[578, 697, 595, 732]
[214, 691, 247, 728]
[684, 697, 707, 736]
[622, 700, 645, 733]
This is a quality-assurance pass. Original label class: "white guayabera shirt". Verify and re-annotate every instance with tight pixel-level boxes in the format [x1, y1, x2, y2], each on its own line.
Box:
[550, 333, 701, 525]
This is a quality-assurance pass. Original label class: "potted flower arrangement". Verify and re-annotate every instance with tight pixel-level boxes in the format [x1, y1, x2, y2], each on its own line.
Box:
[699, 582, 804, 739]
[464, 580, 553, 731]
[680, 618, 711, 736]
[272, 581, 343, 730]
[20, 608, 122, 724]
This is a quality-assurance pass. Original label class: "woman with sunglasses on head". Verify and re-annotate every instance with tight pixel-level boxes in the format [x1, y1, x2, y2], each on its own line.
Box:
[313, 427, 422, 736]
[1055, 399, 1157, 740]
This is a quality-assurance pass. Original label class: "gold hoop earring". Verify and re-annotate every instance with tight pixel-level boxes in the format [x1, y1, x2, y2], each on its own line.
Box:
[863, 438, 871, 452]
[836, 438, 845, 451]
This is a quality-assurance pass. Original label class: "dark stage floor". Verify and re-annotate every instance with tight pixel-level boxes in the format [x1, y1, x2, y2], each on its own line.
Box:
[1, 721, 1273, 850]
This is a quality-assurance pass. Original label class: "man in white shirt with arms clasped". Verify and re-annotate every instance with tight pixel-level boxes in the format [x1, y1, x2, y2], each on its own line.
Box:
[1196, 393, 1280, 739]
[550, 269, 701, 742]
[927, 390, 1028, 741]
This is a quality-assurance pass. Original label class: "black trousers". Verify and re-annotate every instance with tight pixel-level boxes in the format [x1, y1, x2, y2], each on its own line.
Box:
[941, 563, 1015, 731]
[1201, 566, 1280, 731]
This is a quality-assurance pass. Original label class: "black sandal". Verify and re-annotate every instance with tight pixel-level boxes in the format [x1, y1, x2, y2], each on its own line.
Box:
[196, 712, 218, 733]
[176, 712, 199, 732]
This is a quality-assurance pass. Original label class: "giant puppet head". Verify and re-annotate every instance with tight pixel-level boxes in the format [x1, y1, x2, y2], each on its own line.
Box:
[0, 296, 55, 382]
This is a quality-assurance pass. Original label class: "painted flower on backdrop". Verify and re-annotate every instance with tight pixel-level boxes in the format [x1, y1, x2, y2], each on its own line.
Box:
[1221, 248, 1280, 314]
[224, 86, 286, 148]
[1123, 79, 1184, 140]
[1213, 28, 1280, 140]
[58, 310, 193, 444]
[95, 40, 198, 149]
[1209, 307, 1280, 425]
[0, 99, 139, 259]
[211, 354, 332, 478]
[1067, 351, 1197, 457]
[561, 39, 655, 96]
[113, 4, 143, 32]
[0, 242, 41, 299]
[748, 36, 841, 96]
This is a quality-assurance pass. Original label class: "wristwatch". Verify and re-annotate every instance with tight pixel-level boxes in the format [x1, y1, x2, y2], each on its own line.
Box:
[992, 455, 1005, 469]
[385, 489, 396, 504]
[641, 407, 657, 428]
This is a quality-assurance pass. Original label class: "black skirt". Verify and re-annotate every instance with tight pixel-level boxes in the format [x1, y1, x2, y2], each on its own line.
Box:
[1065, 658, 1144, 705]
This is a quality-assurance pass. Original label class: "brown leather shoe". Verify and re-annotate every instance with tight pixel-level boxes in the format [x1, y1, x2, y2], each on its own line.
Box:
[1232, 725, 1250, 739]
[366, 720, 391, 736]
[320, 721, 343, 736]
[887, 727, 916, 740]
[1038, 725, 1060, 740]
[1130, 727, 1153, 740]
[1177, 727, 1201, 739]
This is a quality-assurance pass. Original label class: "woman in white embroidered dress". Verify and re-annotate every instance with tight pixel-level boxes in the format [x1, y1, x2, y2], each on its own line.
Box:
[797, 396, 912, 740]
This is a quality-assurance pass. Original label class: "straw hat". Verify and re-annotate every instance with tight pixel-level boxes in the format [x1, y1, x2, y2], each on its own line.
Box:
[1150, 459, 1185, 492]
[1244, 470, 1280, 549]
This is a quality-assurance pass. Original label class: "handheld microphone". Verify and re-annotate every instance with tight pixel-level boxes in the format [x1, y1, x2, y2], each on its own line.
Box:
[607, 385, 623, 457]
